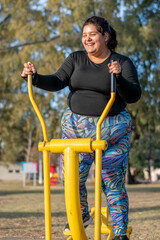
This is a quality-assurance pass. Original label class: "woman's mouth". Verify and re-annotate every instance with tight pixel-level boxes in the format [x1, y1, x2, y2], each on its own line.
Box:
[86, 43, 94, 46]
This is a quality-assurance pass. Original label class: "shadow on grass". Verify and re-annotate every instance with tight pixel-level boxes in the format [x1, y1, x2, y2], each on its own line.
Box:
[0, 187, 95, 196]
[0, 189, 65, 196]
[130, 205, 160, 213]
[127, 187, 160, 193]
[0, 211, 66, 218]
[130, 215, 160, 222]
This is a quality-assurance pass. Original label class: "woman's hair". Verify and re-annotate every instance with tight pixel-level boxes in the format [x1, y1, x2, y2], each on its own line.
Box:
[82, 16, 118, 51]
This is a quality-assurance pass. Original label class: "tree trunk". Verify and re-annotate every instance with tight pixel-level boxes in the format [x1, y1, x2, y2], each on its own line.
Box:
[127, 161, 136, 184]
[26, 130, 32, 162]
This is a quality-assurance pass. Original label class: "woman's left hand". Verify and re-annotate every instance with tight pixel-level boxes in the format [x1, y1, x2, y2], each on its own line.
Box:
[108, 61, 121, 74]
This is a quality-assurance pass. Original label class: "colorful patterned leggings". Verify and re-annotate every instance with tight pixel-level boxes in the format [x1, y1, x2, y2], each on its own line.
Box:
[60, 107, 131, 236]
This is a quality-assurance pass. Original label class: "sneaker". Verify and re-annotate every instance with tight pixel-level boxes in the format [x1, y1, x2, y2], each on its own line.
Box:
[112, 236, 129, 240]
[83, 212, 93, 227]
[64, 212, 93, 232]
[64, 223, 70, 232]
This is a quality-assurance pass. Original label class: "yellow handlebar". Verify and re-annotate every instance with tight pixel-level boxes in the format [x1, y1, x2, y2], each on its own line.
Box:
[96, 92, 116, 140]
[27, 62, 48, 142]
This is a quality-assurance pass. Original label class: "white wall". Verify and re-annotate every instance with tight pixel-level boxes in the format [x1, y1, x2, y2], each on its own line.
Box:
[0, 163, 23, 180]
[143, 167, 160, 182]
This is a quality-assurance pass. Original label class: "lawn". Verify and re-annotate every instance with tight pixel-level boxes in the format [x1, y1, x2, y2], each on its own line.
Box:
[0, 180, 160, 240]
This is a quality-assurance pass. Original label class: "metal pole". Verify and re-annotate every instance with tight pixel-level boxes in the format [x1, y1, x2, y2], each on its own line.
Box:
[94, 148, 102, 240]
[27, 68, 51, 240]
[43, 150, 52, 240]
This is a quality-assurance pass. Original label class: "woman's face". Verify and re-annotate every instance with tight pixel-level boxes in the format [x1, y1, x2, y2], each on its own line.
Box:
[82, 24, 109, 57]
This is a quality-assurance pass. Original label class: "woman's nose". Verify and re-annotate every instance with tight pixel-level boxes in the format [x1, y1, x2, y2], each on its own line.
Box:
[86, 35, 91, 41]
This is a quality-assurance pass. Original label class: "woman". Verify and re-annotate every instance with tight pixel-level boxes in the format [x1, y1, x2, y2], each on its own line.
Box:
[21, 16, 141, 240]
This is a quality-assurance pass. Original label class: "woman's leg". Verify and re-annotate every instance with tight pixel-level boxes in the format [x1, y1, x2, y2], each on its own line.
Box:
[79, 154, 94, 216]
[101, 110, 131, 236]
[102, 136, 130, 235]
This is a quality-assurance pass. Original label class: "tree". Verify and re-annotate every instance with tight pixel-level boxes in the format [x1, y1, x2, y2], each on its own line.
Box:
[0, 0, 64, 162]
[121, 0, 160, 181]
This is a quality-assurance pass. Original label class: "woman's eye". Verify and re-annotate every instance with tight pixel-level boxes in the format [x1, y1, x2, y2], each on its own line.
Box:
[82, 32, 97, 38]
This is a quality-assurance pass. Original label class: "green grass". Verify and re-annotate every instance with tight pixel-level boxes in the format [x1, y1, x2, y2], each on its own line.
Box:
[0, 180, 160, 239]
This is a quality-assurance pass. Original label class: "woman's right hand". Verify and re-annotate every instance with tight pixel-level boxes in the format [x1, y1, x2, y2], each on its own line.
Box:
[21, 62, 37, 78]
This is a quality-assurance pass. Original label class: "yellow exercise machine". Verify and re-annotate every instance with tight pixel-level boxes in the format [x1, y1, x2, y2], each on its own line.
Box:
[27, 62, 132, 240]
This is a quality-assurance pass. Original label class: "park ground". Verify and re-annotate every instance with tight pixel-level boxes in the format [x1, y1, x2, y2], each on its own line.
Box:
[0, 180, 160, 240]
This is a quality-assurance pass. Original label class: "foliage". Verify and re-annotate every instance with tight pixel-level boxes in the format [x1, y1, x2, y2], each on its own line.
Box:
[0, 0, 65, 162]
[122, 0, 160, 178]
[0, 0, 159, 181]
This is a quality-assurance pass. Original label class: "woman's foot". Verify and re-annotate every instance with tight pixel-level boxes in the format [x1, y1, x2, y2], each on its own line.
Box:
[64, 212, 93, 232]
[112, 236, 129, 240]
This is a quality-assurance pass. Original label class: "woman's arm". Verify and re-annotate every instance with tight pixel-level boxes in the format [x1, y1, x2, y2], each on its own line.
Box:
[21, 54, 74, 92]
[108, 58, 141, 103]
[116, 58, 141, 103]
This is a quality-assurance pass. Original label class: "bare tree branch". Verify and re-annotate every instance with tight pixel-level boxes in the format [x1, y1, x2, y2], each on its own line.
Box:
[0, 34, 60, 51]
[0, 14, 12, 26]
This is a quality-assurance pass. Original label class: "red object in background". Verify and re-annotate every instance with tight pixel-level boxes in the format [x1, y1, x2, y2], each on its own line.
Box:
[50, 163, 58, 186]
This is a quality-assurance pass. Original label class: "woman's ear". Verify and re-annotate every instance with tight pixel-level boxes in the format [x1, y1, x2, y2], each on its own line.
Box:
[104, 32, 110, 42]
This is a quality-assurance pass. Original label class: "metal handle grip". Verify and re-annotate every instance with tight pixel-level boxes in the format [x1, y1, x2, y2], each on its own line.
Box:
[111, 60, 116, 93]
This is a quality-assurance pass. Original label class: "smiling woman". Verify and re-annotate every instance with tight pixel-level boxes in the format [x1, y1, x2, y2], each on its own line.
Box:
[21, 16, 141, 240]
[82, 23, 111, 64]
[81, 16, 118, 64]
[82, 24, 110, 62]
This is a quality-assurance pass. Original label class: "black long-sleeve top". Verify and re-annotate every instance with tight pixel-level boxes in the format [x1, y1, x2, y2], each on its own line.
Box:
[31, 50, 141, 116]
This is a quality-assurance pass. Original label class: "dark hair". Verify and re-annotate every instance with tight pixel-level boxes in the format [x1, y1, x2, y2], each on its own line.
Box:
[82, 16, 118, 51]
